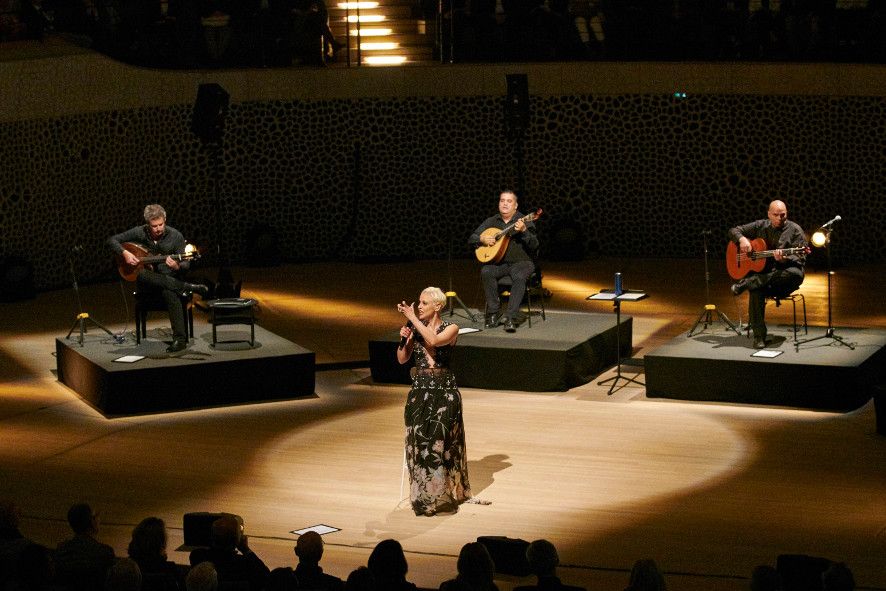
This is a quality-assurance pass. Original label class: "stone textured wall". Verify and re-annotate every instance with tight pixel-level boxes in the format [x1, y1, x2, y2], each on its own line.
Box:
[1, 90, 884, 290]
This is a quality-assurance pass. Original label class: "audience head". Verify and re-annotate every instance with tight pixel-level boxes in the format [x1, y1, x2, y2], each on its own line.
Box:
[525, 539, 559, 577]
[266, 567, 299, 591]
[210, 515, 241, 551]
[626, 558, 666, 591]
[455, 542, 495, 586]
[822, 562, 854, 591]
[128, 516, 168, 561]
[368, 539, 409, 583]
[186, 561, 218, 591]
[750, 565, 781, 591]
[104, 557, 142, 591]
[295, 530, 324, 565]
[0, 498, 22, 530]
[345, 566, 376, 591]
[67, 502, 98, 535]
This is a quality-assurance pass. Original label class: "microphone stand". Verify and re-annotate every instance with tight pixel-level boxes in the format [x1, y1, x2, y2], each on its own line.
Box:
[795, 227, 854, 350]
[65, 249, 114, 346]
[688, 230, 741, 337]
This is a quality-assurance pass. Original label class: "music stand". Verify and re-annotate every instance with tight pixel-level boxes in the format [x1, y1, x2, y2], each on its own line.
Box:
[587, 287, 648, 395]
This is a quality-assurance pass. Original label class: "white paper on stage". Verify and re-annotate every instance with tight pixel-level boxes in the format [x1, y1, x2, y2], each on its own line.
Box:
[458, 327, 481, 334]
[113, 355, 145, 363]
[587, 291, 647, 301]
[290, 524, 340, 536]
[751, 349, 783, 358]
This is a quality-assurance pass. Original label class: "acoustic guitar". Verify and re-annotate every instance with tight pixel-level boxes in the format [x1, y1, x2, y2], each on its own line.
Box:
[726, 238, 809, 280]
[116, 242, 201, 282]
[475, 209, 543, 264]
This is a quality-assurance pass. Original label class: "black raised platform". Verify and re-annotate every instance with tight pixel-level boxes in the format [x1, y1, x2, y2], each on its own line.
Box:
[56, 323, 315, 417]
[369, 311, 632, 391]
[644, 325, 886, 411]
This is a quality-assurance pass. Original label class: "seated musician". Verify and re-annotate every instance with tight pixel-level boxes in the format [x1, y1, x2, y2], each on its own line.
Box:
[469, 190, 539, 333]
[728, 199, 807, 349]
[108, 204, 207, 354]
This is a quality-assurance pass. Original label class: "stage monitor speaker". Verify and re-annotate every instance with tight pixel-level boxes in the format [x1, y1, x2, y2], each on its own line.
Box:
[183, 512, 243, 548]
[477, 535, 531, 576]
[191, 83, 230, 144]
[776, 553, 832, 591]
[504, 74, 530, 134]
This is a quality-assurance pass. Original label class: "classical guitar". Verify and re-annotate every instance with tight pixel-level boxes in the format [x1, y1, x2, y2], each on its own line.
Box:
[726, 238, 810, 280]
[116, 242, 201, 282]
[475, 209, 543, 264]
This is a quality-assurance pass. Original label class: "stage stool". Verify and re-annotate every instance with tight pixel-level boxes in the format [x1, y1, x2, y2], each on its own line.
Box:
[208, 298, 258, 347]
[134, 290, 194, 345]
[747, 291, 807, 342]
[495, 269, 546, 328]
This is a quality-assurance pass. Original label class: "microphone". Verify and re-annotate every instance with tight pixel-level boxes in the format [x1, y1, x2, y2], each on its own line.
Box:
[820, 215, 841, 229]
[398, 321, 413, 349]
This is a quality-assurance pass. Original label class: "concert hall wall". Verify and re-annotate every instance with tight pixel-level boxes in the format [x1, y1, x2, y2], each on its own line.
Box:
[0, 57, 884, 290]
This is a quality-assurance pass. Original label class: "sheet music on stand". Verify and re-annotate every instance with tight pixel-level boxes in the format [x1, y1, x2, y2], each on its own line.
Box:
[587, 289, 648, 302]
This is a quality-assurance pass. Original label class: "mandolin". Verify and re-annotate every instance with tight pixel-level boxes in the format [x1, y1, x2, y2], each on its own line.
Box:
[475, 209, 543, 264]
[726, 238, 809, 280]
[116, 242, 201, 282]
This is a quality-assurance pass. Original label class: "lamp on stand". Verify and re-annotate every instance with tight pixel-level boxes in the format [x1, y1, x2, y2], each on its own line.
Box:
[795, 215, 854, 351]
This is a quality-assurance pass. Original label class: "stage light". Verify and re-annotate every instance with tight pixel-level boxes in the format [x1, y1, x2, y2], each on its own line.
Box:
[337, 1, 378, 7]
[347, 14, 384, 22]
[350, 27, 391, 36]
[811, 231, 828, 247]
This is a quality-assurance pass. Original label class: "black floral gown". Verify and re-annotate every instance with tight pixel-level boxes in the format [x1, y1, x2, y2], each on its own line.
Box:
[405, 320, 472, 515]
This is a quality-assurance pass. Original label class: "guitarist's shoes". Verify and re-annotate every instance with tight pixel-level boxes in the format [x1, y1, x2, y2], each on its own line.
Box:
[730, 279, 750, 296]
[504, 318, 517, 333]
[166, 339, 189, 354]
[484, 312, 502, 329]
[183, 283, 209, 298]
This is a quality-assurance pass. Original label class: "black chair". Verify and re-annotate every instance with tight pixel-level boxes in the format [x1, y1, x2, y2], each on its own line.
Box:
[495, 266, 546, 327]
[134, 290, 194, 344]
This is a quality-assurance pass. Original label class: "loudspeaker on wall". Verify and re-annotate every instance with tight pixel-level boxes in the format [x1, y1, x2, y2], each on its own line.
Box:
[504, 74, 530, 133]
[191, 83, 230, 144]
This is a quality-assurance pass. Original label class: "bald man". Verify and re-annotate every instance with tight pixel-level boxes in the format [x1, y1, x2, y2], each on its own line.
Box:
[728, 200, 807, 349]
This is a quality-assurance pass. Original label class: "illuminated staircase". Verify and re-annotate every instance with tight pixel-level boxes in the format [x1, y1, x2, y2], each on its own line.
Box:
[329, 0, 436, 65]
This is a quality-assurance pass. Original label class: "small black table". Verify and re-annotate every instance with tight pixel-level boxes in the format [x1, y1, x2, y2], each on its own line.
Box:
[208, 298, 257, 347]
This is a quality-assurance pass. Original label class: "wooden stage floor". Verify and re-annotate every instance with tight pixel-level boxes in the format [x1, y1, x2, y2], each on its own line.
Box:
[1, 257, 884, 591]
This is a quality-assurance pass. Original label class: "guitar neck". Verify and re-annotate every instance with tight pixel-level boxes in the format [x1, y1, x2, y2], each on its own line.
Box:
[139, 253, 188, 264]
[496, 213, 535, 239]
[749, 246, 805, 260]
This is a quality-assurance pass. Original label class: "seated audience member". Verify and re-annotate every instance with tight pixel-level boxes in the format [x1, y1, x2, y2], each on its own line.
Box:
[293, 530, 343, 591]
[822, 563, 855, 591]
[514, 539, 585, 591]
[440, 542, 498, 591]
[9, 543, 56, 591]
[188, 515, 269, 591]
[53, 503, 116, 591]
[367, 539, 417, 591]
[750, 565, 781, 591]
[127, 517, 183, 591]
[186, 562, 218, 591]
[1, 500, 34, 586]
[624, 559, 666, 591]
[344, 566, 375, 591]
[104, 558, 142, 591]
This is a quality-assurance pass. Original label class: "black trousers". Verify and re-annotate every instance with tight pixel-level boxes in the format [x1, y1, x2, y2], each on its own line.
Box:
[136, 270, 188, 340]
[744, 267, 803, 338]
[481, 260, 535, 318]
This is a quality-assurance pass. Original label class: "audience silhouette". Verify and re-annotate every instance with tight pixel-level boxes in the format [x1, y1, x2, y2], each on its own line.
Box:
[624, 558, 666, 591]
[292, 530, 344, 591]
[513, 539, 585, 591]
[366, 539, 417, 591]
[188, 515, 270, 591]
[53, 503, 116, 591]
[439, 542, 498, 591]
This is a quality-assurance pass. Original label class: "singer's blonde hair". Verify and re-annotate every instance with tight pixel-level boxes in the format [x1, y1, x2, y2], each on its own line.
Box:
[422, 287, 447, 309]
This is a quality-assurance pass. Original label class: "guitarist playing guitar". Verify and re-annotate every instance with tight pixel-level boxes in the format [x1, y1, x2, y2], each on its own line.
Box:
[469, 190, 540, 333]
[108, 204, 208, 354]
[727, 200, 809, 349]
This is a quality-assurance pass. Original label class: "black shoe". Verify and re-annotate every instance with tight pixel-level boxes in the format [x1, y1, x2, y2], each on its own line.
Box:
[183, 283, 209, 297]
[731, 279, 750, 296]
[166, 338, 189, 354]
[504, 318, 517, 333]
[753, 335, 772, 349]
[484, 312, 502, 329]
